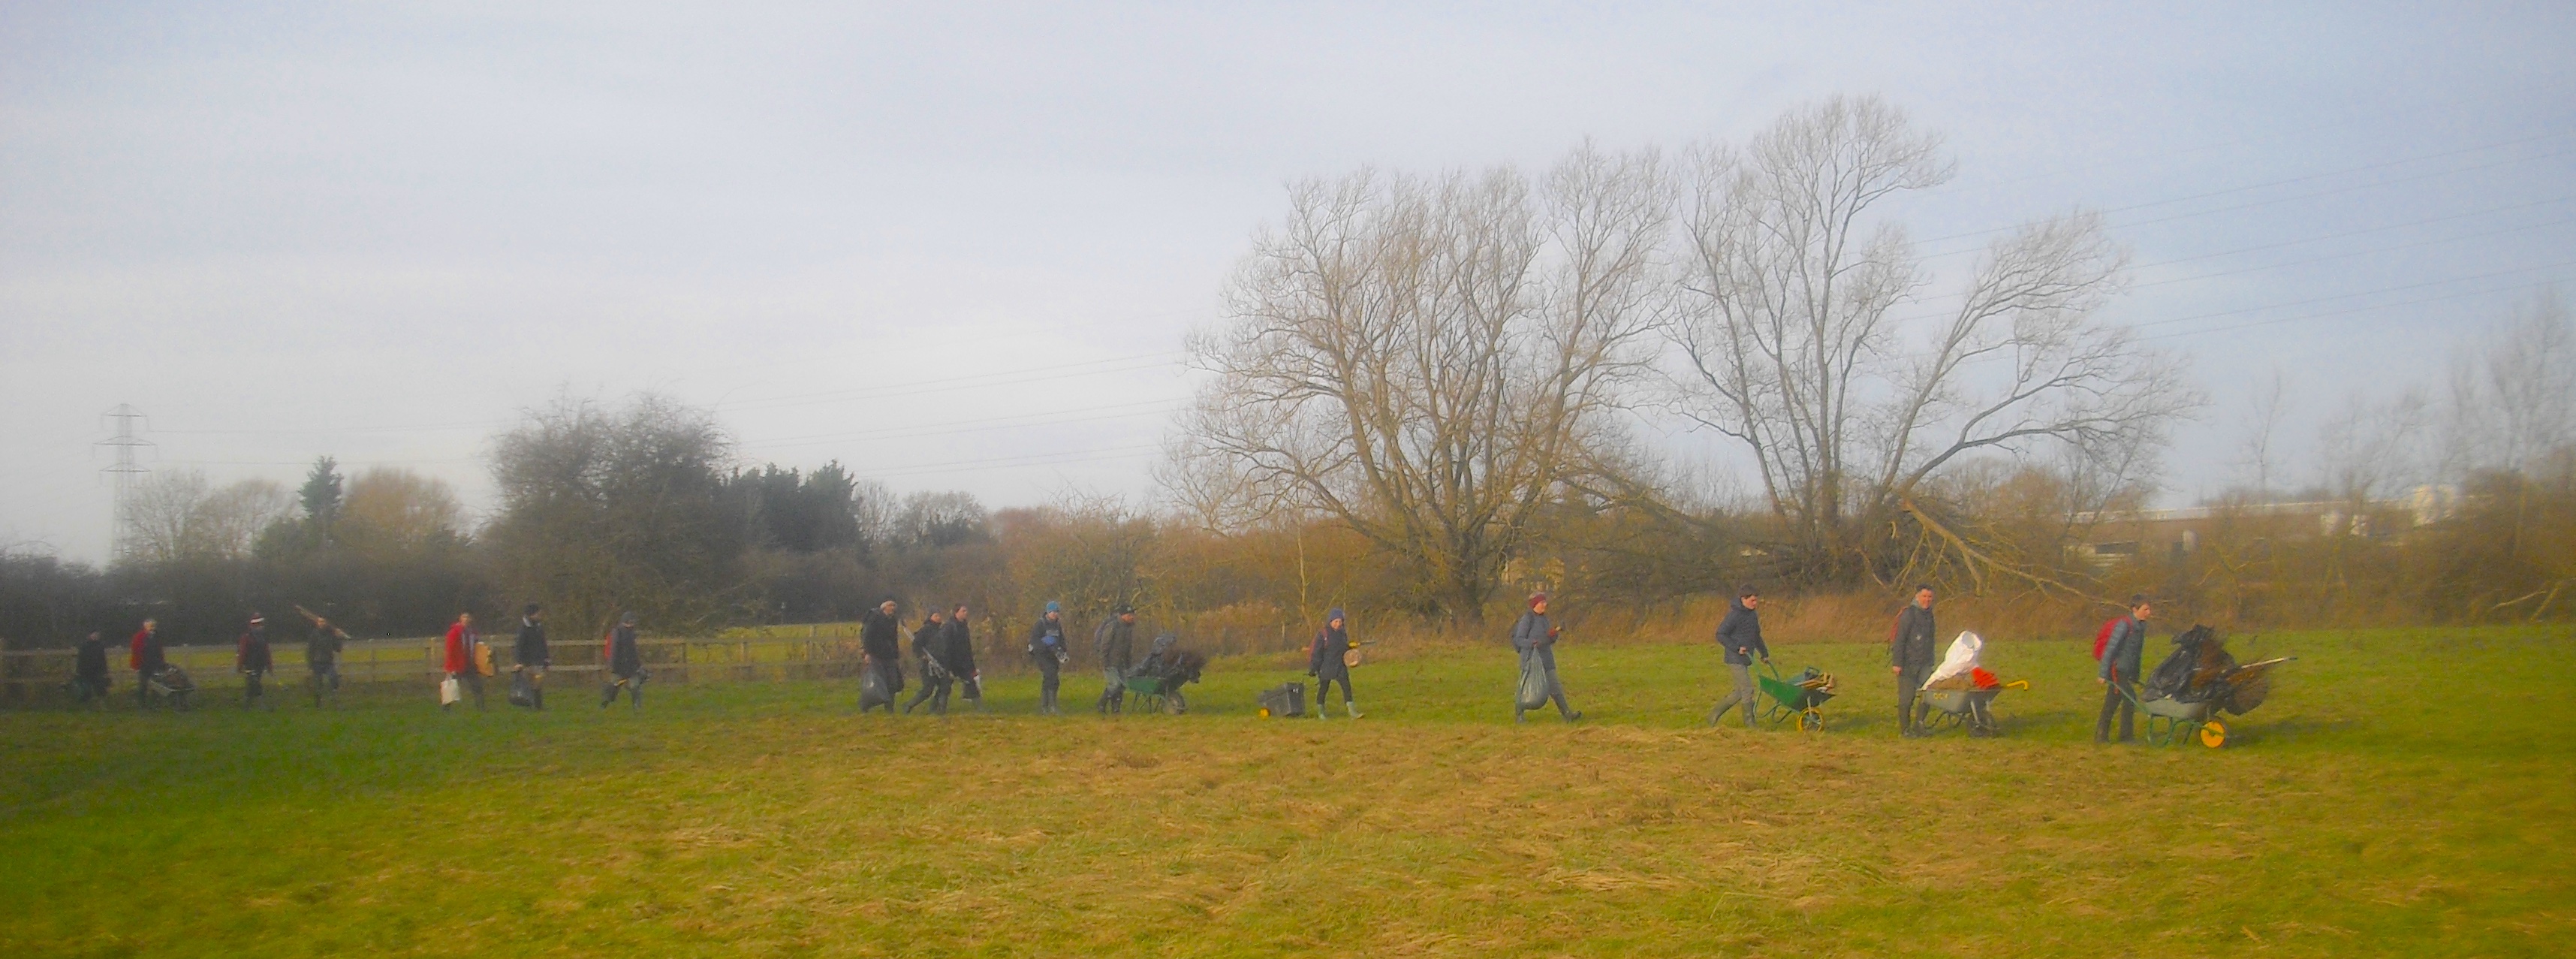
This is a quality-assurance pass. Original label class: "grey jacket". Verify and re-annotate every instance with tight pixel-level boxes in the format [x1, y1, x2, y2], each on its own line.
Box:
[1511, 611, 1558, 671]
[1716, 601, 1769, 665]
[2099, 617, 2146, 683]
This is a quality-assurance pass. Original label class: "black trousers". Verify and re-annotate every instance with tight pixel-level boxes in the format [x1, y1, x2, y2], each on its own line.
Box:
[1315, 670, 1352, 705]
[2096, 680, 2136, 742]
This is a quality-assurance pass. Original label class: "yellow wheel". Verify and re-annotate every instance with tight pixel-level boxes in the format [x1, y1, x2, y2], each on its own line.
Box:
[2198, 720, 2228, 749]
[1797, 710, 1823, 732]
[1258, 707, 1271, 718]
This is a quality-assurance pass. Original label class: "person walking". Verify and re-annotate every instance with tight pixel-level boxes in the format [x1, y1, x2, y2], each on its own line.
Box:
[857, 599, 905, 714]
[130, 618, 166, 707]
[302, 612, 348, 707]
[903, 609, 953, 714]
[1891, 586, 1939, 737]
[2096, 596, 2152, 743]
[512, 604, 550, 710]
[945, 605, 981, 710]
[1094, 605, 1139, 715]
[442, 612, 485, 711]
[1706, 587, 1772, 728]
[1511, 593, 1580, 723]
[1306, 608, 1360, 719]
[74, 631, 111, 707]
[237, 613, 275, 710]
[602, 611, 645, 709]
[1028, 602, 1069, 715]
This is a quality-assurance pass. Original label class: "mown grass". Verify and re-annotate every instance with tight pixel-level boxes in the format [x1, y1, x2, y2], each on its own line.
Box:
[2, 626, 2569, 957]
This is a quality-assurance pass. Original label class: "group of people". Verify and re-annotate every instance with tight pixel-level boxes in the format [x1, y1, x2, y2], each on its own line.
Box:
[67, 585, 2162, 736]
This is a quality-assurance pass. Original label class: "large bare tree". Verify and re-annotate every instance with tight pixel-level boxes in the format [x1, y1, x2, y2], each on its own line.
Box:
[1172, 145, 1669, 621]
[1662, 95, 2194, 587]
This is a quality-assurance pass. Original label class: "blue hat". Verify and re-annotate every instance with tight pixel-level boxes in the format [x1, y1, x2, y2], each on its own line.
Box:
[1045, 601, 1061, 613]
[1327, 608, 1345, 623]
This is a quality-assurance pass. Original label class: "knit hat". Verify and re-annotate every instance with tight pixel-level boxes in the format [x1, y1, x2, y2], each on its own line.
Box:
[1528, 593, 1548, 608]
[1327, 608, 1346, 623]
[1045, 601, 1062, 614]
[619, 611, 637, 626]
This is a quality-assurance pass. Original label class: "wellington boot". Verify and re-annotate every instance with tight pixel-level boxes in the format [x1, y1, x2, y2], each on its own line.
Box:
[1346, 701, 1363, 719]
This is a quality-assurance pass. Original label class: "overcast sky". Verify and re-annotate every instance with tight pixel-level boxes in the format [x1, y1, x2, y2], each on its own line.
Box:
[5, 2, 2572, 563]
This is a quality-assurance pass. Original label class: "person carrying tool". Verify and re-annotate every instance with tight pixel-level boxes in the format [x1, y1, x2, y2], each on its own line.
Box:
[130, 618, 165, 707]
[945, 604, 981, 710]
[1891, 586, 1938, 737]
[299, 609, 348, 707]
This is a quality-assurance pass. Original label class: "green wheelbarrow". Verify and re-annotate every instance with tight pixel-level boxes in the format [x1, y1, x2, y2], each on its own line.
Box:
[1757, 665, 1836, 731]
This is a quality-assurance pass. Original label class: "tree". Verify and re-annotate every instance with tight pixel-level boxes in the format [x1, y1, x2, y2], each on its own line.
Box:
[487, 394, 743, 634]
[1660, 95, 2194, 588]
[121, 470, 291, 564]
[337, 469, 467, 558]
[298, 457, 344, 530]
[1174, 143, 1670, 621]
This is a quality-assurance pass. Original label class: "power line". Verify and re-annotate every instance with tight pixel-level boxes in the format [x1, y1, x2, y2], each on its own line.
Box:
[2126, 259, 2576, 333]
[2127, 195, 2574, 272]
[2126, 214, 2576, 292]
[853, 444, 1167, 481]
[2144, 275, 2566, 342]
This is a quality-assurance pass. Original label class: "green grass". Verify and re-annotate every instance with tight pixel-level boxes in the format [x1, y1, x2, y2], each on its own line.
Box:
[3, 627, 2569, 957]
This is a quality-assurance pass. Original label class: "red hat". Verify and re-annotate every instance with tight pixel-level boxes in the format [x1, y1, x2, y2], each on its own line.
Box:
[1528, 592, 1548, 608]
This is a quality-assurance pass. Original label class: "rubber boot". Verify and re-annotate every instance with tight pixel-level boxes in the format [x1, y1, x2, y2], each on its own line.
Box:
[630, 685, 641, 710]
[601, 684, 617, 708]
[533, 687, 544, 710]
[1346, 700, 1363, 719]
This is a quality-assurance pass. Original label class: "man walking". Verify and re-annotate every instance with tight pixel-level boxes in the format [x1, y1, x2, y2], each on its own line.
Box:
[945, 605, 981, 710]
[1095, 605, 1138, 715]
[74, 630, 111, 707]
[903, 608, 952, 714]
[1028, 602, 1068, 715]
[1511, 593, 1580, 723]
[130, 618, 166, 707]
[512, 603, 550, 709]
[857, 599, 904, 713]
[302, 612, 348, 707]
[442, 612, 484, 711]
[1707, 586, 1772, 728]
[2096, 595, 2152, 743]
[602, 611, 645, 709]
[1891, 586, 1938, 737]
[237, 613, 275, 710]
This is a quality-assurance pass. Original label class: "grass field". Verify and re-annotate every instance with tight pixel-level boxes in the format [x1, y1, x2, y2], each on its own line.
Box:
[3, 626, 2569, 957]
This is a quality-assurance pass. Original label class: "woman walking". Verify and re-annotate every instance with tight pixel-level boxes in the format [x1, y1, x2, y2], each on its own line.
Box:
[1306, 608, 1360, 719]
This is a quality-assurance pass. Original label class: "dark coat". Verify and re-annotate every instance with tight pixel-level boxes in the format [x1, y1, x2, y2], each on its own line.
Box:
[1716, 601, 1769, 665]
[913, 619, 951, 677]
[1095, 617, 1137, 671]
[1511, 611, 1559, 671]
[1891, 604, 1937, 671]
[2099, 617, 2147, 683]
[942, 620, 977, 676]
[1027, 616, 1067, 660]
[237, 629, 273, 674]
[514, 619, 549, 668]
[606, 624, 643, 675]
[1309, 623, 1352, 679]
[859, 608, 902, 662]
[307, 627, 345, 668]
[76, 636, 109, 681]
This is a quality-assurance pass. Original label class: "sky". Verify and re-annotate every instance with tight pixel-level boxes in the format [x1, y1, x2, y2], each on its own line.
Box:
[4, 2, 2572, 563]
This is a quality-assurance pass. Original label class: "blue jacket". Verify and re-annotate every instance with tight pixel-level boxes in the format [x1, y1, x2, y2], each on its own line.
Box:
[1716, 600, 1769, 665]
[1511, 611, 1557, 671]
[2098, 617, 2146, 683]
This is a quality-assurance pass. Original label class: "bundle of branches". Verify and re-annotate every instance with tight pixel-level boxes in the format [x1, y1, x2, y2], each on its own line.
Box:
[2146, 626, 2291, 715]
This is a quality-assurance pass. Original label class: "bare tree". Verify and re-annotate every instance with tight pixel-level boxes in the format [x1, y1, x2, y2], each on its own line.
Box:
[1172, 143, 1669, 621]
[1661, 95, 2195, 587]
[121, 470, 289, 564]
[2445, 288, 2576, 478]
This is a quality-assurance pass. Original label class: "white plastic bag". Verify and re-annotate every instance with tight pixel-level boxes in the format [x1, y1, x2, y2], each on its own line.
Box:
[440, 676, 461, 705]
[1924, 631, 1984, 688]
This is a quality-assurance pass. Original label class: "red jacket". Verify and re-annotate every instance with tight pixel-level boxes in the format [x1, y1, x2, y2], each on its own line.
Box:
[442, 622, 478, 674]
[130, 629, 147, 670]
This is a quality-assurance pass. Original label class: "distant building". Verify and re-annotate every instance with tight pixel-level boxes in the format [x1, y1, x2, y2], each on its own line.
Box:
[2071, 485, 2457, 566]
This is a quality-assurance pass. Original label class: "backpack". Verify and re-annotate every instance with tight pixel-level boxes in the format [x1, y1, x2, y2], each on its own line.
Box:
[2092, 617, 2126, 661]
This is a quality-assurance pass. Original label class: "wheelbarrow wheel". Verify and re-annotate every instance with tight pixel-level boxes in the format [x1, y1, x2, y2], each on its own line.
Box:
[1797, 710, 1823, 732]
[2198, 720, 2228, 749]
